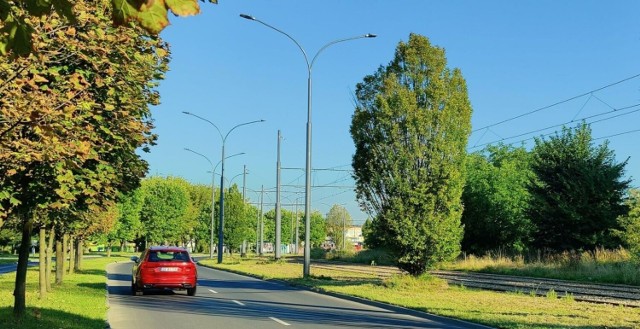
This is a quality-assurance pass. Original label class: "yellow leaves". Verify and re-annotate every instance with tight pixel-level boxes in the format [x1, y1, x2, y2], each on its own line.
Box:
[111, 0, 211, 34]
[165, 0, 200, 16]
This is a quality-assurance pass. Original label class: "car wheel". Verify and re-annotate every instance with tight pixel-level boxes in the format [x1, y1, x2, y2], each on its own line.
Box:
[187, 286, 196, 296]
[131, 281, 137, 296]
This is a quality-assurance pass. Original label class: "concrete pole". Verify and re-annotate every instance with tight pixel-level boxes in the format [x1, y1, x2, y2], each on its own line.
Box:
[275, 130, 282, 259]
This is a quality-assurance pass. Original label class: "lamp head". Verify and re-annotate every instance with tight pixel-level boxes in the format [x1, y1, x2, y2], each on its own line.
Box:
[182, 111, 191, 115]
[240, 14, 255, 20]
[365, 34, 377, 38]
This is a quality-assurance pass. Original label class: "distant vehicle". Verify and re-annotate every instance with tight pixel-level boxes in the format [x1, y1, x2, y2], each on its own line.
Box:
[131, 246, 197, 296]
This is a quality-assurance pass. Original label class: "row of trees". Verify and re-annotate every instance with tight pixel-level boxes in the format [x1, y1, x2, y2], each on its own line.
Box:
[87, 176, 332, 255]
[352, 33, 637, 275]
[0, 0, 170, 318]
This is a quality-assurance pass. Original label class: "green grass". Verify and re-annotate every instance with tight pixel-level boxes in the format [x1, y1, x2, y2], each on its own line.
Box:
[441, 248, 640, 286]
[0, 255, 129, 328]
[200, 256, 640, 329]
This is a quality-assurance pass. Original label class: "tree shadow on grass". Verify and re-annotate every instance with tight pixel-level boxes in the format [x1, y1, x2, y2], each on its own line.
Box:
[77, 282, 106, 290]
[0, 306, 106, 329]
[75, 269, 105, 276]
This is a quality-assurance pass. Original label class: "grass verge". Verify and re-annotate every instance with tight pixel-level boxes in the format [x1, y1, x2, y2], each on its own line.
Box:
[0, 255, 129, 329]
[200, 256, 640, 329]
[441, 248, 640, 286]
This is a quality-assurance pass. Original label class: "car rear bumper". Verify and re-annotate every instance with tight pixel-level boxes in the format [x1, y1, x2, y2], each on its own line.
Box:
[138, 275, 197, 289]
[142, 282, 196, 289]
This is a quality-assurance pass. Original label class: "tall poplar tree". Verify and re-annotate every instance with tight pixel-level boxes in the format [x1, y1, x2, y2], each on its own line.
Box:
[351, 33, 472, 275]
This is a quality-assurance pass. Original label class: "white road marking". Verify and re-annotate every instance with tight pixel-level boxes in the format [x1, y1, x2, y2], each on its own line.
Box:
[232, 300, 245, 306]
[208, 289, 218, 294]
[269, 317, 291, 326]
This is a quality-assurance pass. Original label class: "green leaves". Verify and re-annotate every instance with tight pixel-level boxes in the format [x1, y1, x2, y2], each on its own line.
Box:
[529, 123, 630, 251]
[0, 14, 34, 56]
[352, 34, 471, 274]
[1, 0, 215, 57]
[166, 0, 201, 16]
[111, 0, 207, 33]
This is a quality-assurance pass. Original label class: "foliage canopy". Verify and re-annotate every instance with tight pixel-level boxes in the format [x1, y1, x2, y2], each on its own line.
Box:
[351, 33, 472, 275]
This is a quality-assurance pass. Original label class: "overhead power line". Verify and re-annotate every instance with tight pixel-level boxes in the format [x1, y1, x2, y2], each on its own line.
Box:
[470, 103, 640, 149]
[472, 73, 640, 133]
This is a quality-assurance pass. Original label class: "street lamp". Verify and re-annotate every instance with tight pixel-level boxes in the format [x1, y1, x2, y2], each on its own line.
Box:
[183, 111, 264, 263]
[184, 148, 244, 259]
[240, 13, 375, 277]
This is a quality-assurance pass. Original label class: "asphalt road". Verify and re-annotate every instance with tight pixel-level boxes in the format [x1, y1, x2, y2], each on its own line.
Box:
[107, 262, 491, 329]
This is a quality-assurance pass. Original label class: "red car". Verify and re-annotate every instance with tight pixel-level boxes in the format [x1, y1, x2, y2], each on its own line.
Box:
[131, 246, 198, 296]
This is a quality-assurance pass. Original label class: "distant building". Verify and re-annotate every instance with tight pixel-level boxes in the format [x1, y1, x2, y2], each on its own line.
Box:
[346, 225, 364, 249]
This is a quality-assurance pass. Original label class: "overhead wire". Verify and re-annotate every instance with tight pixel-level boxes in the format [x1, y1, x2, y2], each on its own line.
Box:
[472, 73, 640, 133]
[470, 102, 640, 150]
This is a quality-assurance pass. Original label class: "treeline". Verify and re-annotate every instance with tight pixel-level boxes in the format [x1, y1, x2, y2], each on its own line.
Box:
[352, 34, 639, 276]
[461, 124, 636, 256]
[362, 124, 638, 259]
[85, 176, 329, 255]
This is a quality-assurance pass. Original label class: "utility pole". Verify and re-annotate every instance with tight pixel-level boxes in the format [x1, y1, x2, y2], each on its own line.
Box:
[242, 165, 247, 201]
[295, 199, 299, 254]
[275, 130, 282, 259]
[342, 209, 346, 251]
[242, 164, 247, 257]
[259, 185, 264, 256]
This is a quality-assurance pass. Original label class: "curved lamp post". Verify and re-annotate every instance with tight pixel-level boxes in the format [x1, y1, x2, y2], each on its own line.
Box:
[184, 148, 245, 259]
[183, 111, 264, 263]
[240, 13, 375, 277]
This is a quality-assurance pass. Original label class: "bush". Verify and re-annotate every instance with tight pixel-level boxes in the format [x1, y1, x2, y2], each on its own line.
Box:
[310, 247, 327, 259]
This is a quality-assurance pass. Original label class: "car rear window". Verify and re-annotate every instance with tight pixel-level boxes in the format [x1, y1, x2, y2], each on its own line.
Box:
[147, 250, 189, 262]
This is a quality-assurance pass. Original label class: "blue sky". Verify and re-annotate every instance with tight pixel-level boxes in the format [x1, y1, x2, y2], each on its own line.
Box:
[144, 1, 640, 224]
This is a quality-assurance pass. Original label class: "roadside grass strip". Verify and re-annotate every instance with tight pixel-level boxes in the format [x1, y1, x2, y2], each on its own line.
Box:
[0, 255, 129, 329]
[200, 257, 640, 329]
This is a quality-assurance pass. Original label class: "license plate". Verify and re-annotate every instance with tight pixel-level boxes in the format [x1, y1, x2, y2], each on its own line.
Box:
[159, 267, 179, 272]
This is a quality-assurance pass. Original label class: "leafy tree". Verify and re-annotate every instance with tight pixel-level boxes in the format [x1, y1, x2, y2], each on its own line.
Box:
[114, 190, 144, 250]
[139, 177, 189, 245]
[461, 144, 534, 254]
[85, 202, 120, 256]
[351, 33, 472, 275]
[223, 184, 255, 254]
[263, 208, 296, 246]
[529, 123, 630, 251]
[302, 211, 324, 248]
[361, 218, 375, 248]
[615, 189, 640, 259]
[185, 183, 214, 253]
[325, 204, 352, 251]
[0, 0, 217, 56]
[0, 0, 168, 318]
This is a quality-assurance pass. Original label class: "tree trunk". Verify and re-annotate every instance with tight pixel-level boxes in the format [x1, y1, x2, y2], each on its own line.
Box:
[106, 241, 112, 258]
[46, 227, 54, 292]
[75, 239, 83, 271]
[13, 216, 33, 319]
[67, 236, 75, 275]
[55, 238, 63, 285]
[39, 228, 46, 299]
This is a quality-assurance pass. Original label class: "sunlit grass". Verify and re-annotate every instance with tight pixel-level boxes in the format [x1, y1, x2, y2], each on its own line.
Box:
[201, 256, 640, 329]
[442, 248, 640, 286]
[0, 255, 129, 328]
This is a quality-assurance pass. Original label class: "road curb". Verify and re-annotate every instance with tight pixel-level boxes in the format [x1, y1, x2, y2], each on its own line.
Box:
[197, 262, 494, 329]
